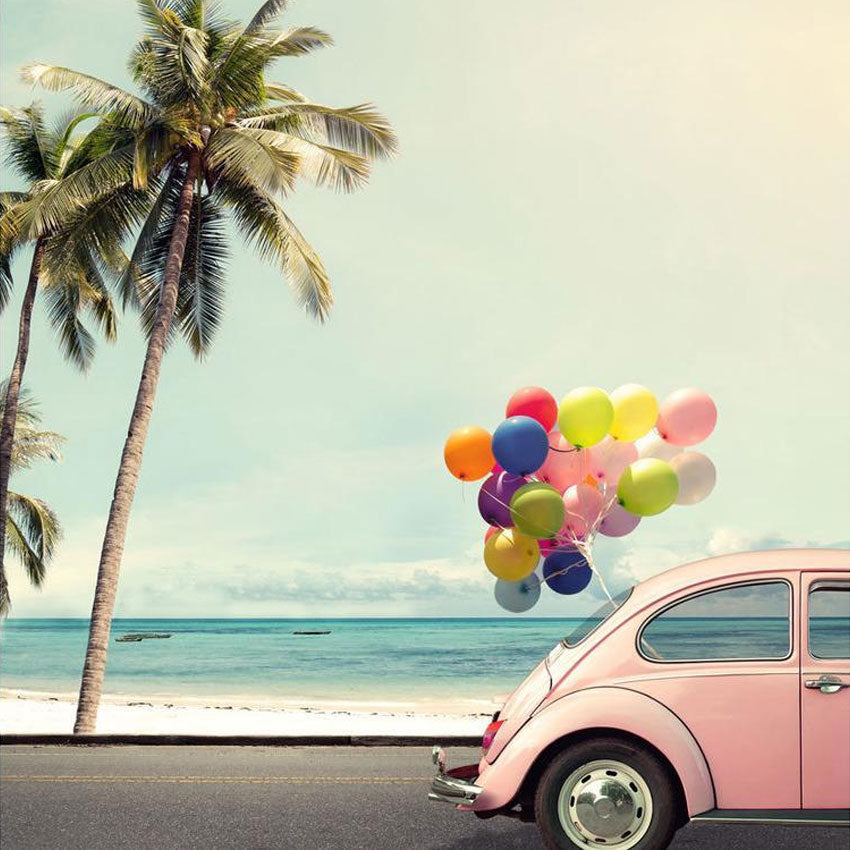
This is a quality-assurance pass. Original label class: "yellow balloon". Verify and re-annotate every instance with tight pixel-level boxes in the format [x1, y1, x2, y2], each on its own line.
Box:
[557, 387, 613, 448]
[609, 384, 659, 442]
[484, 528, 539, 581]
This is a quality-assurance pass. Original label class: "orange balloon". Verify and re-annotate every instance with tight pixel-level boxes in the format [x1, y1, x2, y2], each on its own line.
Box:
[583, 473, 598, 488]
[444, 426, 495, 481]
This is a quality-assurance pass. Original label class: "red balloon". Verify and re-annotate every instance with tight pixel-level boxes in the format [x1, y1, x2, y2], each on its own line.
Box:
[506, 387, 558, 432]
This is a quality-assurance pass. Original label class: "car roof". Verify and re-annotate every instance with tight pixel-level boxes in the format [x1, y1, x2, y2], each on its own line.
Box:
[629, 548, 849, 607]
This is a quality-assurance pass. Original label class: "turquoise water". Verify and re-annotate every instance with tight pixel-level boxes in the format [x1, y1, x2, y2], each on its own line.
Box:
[0, 619, 572, 701]
[1, 618, 847, 702]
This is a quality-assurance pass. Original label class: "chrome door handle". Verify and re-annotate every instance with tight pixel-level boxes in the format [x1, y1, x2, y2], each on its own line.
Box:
[804, 675, 850, 694]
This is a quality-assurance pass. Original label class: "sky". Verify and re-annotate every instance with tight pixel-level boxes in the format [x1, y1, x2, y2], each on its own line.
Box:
[1, 0, 848, 618]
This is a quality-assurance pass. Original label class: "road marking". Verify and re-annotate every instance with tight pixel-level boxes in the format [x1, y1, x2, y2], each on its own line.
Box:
[2, 775, 433, 785]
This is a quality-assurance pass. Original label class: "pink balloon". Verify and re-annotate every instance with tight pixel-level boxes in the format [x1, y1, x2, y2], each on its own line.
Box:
[599, 502, 641, 537]
[484, 525, 499, 543]
[588, 437, 638, 487]
[536, 431, 592, 493]
[539, 536, 579, 555]
[506, 386, 558, 432]
[562, 483, 605, 538]
[657, 389, 717, 446]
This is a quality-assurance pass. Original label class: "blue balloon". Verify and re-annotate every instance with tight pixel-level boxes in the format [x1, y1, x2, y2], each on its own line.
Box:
[542, 551, 592, 595]
[491, 416, 549, 476]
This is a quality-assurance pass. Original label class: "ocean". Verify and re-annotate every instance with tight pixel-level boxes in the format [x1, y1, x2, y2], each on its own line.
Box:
[1, 618, 847, 703]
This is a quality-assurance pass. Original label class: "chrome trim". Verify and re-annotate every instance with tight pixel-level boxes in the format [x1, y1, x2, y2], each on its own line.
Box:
[563, 587, 634, 648]
[807, 579, 850, 661]
[692, 814, 850, 826]
[557, 759, 653, 849]
[636, 579, 794, 664]
[432, 745, 446, 774]
[429, 746, 483, 805]
[429, 772, 484, 805]
[804, 674, 850, 694]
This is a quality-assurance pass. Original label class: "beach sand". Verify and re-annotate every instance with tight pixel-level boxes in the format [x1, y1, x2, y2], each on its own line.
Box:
[0, 689, 498, 736]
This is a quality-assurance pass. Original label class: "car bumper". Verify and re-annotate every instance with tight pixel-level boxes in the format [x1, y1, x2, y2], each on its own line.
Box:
[428, 746, 483, 806]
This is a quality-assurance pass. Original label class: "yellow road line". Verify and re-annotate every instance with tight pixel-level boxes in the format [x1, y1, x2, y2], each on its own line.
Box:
[2, 775, 432, 785]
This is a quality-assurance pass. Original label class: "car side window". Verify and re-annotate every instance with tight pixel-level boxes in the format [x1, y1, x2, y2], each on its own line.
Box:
[639, 581, 791, 662]
[808, 581, 850, 660]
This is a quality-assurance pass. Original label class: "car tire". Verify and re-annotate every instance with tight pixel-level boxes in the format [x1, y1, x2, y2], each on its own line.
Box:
[534, 737, 680, 850]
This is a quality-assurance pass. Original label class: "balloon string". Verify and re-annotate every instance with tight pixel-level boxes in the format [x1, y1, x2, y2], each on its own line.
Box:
[482, 468, 620, 605]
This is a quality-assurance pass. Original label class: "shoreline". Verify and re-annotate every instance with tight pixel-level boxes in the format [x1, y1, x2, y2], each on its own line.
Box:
[0, 688, 498, 736]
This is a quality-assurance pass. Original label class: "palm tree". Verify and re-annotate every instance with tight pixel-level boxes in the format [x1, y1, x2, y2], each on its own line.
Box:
[0, 104, 135, 610]
[26, 0, 397, 733]
[0, 381, 64, 614]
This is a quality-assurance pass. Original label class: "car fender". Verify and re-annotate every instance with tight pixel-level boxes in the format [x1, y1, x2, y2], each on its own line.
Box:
[472, 686, 715, 816]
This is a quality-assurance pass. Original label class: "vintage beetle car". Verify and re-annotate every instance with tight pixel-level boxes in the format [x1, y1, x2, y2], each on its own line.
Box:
[430, 549, 850, 849]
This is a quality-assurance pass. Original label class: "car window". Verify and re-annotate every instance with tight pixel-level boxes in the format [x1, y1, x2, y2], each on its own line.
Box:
[564, 587, 633, 647]
[639, 581, 791, 662]
[808, 581, 850, 660]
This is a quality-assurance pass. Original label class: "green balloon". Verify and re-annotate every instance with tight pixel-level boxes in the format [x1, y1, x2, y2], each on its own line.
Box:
[510, 482, 566, 539]
[558, 387, 614, 448]
[618, 458, 679, 517]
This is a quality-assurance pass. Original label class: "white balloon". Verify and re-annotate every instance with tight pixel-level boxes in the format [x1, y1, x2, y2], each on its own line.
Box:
[671, 451, 716, 505]
[494, 575, 541, 613]
[636, 432, 682, 463]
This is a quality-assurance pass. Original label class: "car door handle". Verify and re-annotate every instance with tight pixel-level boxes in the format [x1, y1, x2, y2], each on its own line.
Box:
[804, 675, 850, 694]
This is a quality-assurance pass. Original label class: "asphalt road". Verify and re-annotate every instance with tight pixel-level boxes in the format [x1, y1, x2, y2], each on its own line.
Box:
[0, 746, 847, 850]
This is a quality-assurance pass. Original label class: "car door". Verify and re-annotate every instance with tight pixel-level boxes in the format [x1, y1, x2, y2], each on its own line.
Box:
[632, 577, 800, 808]
[800, 572, 850, 808]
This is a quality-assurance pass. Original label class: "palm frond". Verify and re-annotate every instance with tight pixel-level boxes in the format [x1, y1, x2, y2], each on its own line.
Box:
[263, 26, 333, 57]
[245, 0, 289, 33]
[173, 193, 228, 356]
[249, 99, 398, 159]
[0, 104, 54, 182]
[206, 127, 300, 194]
[22, 64, 156, 129]
[42, 277, 97, 370]
[5, 491, 61, 588]
[39, 180, 156, 304]
[118, 167, 183, 307]
[0, 192, 28, 311]
[9, 422, 65, 471]
[264, 81, 309, 102]
[211, 0, 292, 110]
[217, 180, 331, 320]
[281, 134, 371, 192]
[50, 108, 101, 172]
[15, 144, 136, 238]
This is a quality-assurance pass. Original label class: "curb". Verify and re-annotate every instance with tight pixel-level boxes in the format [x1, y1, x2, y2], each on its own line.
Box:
[0, 734, 482, 747]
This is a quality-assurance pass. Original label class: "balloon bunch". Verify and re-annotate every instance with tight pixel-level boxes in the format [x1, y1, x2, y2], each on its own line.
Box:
[444, 385, 718, 612]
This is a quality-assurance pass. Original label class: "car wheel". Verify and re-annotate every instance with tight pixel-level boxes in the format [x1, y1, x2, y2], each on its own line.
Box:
[534, 737, 679, 850]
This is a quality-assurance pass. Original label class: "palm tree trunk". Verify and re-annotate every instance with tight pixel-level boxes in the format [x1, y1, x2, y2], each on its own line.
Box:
[0, 239, 44, 614]
[73, 153, 200, 733]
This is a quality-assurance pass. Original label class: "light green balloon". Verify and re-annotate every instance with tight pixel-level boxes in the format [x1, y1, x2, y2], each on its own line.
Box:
[558, 387, 614, 448]
[510, 482, 566, 539]
[618, 458, 679, 517]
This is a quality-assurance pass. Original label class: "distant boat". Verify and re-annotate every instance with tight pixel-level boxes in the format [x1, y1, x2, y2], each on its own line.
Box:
[115, 633, 172, 642]
[292, 630, 331, 635]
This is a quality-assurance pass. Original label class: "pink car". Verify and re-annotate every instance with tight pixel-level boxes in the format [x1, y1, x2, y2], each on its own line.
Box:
[430, 549, 850, 849]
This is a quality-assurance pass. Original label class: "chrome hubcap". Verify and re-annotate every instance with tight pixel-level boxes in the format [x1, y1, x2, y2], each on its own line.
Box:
[557, 760, 653, 848]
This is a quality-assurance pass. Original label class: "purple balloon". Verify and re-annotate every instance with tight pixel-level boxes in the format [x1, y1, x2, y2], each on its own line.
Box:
[599, 502, 641, 538]
[478, 472, 527, 527]
[542, 551, 592, 595]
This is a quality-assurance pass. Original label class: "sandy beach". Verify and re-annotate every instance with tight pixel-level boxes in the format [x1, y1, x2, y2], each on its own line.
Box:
[0, 688, 498, 736]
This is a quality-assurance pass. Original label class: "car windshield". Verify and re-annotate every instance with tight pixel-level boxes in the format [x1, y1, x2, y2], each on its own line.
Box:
[563, 587, 634, 647]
